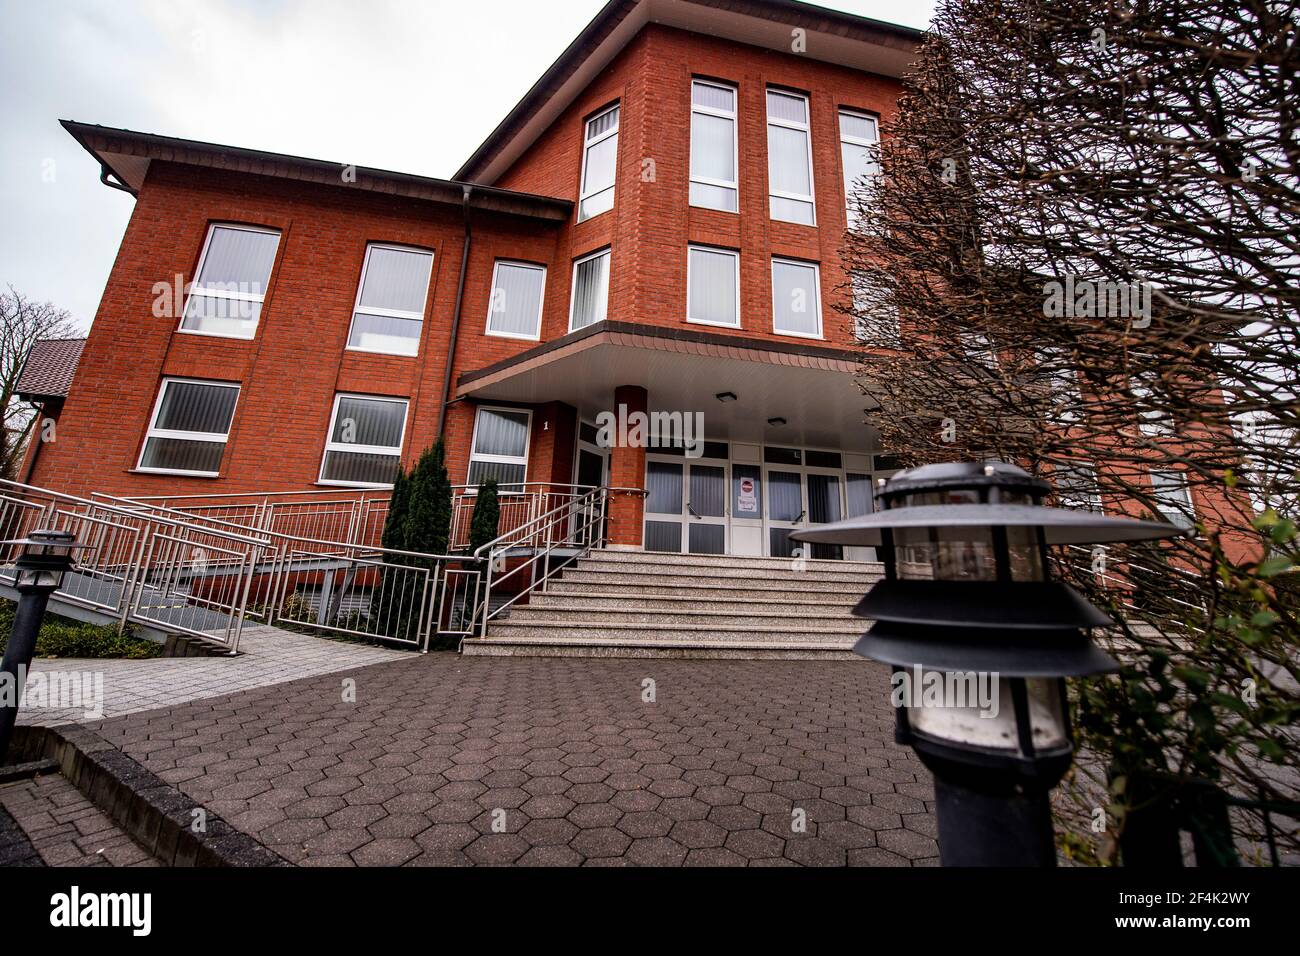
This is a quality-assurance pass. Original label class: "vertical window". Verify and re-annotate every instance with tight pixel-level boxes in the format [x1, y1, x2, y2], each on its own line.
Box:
[690, 80, 738, 212]
[468, 407, 531, 490]
[851, 270, 900, 344]
[1132, 377, 1173, 436]
[1055, 462, 1103, 512]
[687, 246, 740, 327]
[319, 394, 408, 487]
[766, 90, 815, 225]
[771, 258, 822, 338]
[485, 261, 546, 340]
[961, 333, 999, 369]
[578, 104, 620, 221]
[1149, 469, 1194, 529]
[138, 379, 240, 476]
[1037, 347, 1082, 423]
[347, 244, 434, 356]
[839, 109, 879, 225]
[569, 248, 611, 331]
[180, 224, 280, 338]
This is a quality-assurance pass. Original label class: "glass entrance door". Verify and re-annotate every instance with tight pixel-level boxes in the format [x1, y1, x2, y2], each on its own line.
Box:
[765, 469, 805, 557]
[685, 463, 727, 554]
[805, 471, 843, 560]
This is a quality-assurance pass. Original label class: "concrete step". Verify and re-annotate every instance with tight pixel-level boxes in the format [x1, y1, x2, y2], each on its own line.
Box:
[530, 589, 859, 613]
[544, 581, 862, 604]
[460, 636, 860, 660]
[504, 603, 864, 631]
[576, 557, 880, 582]
[483, 620, 864, 644]
[558, 568, 873, 591]
[587, 550, 883, 575]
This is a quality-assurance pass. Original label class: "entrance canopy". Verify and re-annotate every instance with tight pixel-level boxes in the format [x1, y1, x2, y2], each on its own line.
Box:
[456, 321, 882, 451]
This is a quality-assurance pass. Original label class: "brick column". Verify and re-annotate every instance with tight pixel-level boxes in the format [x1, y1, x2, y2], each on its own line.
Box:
[606, 384, 647, 549]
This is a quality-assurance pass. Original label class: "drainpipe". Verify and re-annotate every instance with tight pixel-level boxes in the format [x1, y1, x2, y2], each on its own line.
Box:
[22, 401, 48, 483]
[436, 185, 473, 437]
[99, 163, 136, 196]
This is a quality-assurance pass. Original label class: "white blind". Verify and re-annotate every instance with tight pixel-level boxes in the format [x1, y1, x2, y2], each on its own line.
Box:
[358, 247, 432, 313]
[690, 81, 737, 212]
[772, 259, 821, 336]
[767, 91, 814, 225]
[570, 250, 610, 329]
[487, 262, 546, 338]
[687, 247, 738, 326]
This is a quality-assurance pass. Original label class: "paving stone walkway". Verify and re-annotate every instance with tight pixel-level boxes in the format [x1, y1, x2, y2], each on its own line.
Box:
[17, 625, 408, 725]
[89, 654, 939, 866]
[0, 773, 159, 867]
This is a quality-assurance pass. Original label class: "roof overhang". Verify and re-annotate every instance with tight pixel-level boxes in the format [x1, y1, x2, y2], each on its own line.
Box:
[457, 321, 881, 449]
[456, 0, 924, 184]
[61, 120, 574, 222]
[15, 338, 86, 403]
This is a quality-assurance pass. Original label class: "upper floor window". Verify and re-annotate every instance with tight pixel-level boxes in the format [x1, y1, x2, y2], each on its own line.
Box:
[347, 244, 434, 356]
[569, 248, 611, 331]
[690, 80, 738, 213]
[839, 109, 879, 225]
[771, 257, 822, 338]
[1131, 376, 1173, 436]
[1054, 462, 1103, 512]
[687, 246, 740, 328]
[180, 224, 280, 339]
[851, 270, 900, 344]
[486, 261, 546, 340]
[319, 394, 408, 487]
[961, 332, 999, 370]
[1149, 469, 1194, 529]
[766, 90, 815, 225]
[138, 378, 239, 477]
[468, 406, 532, 491]
[578, 104, 620, 221]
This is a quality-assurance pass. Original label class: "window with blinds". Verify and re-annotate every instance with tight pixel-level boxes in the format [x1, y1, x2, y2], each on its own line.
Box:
[486, 260, 546, 340]
[138, 379, 240, 476]
[319, 394, 408, 487]
[569, 248, 611, 331]
[180, 224, 280, 338]
[346, 244, 434, 356]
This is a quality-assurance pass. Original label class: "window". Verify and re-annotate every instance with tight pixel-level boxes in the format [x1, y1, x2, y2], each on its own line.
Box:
[486, 261, 546, 340]
[766, 89, 815, 225]
[839, 109, 879, 225]
[346, 244, 434, 356]
[578, 104, 619, 221]
[1149, 469, 1194, 529]
[180, 224, 280, 338]
[569, 248, 611, 331]
[690, 80, 738, 212]
[138, 379, 239, 476]
[961, 332, 999, 369]
[1132, 377, 1173, 436]
[468, 407, 531, 490]
[771, 258, 822, 338]
[1038, 347, 1082, 422]
[1055, 462, 1103, 512]
[687, 246, 740, 327]
[319, 394, 408, 487]
[851, 270, 900, 344]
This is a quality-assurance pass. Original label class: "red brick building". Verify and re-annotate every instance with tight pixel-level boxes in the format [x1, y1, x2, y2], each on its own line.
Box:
[27, 0, 933, 559]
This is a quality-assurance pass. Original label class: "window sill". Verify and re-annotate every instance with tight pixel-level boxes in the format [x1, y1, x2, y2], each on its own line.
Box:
[315, 480, 395, 490]
[130, 468, 221, 479]
[344, 346, 420, 359]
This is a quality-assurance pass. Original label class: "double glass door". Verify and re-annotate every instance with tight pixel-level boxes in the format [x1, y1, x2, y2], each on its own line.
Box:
[644, 456, 865, 558]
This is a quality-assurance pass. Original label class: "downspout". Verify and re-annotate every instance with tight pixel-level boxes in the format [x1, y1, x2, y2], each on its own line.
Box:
[22, 401, 48, 483]
[436, 185, 473, 437]
[99, 163, 136, 196]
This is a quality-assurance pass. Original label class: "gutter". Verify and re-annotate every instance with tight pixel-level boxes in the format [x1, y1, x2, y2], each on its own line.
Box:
[436, 186, 474, 437]
[99, 162, 136, 196]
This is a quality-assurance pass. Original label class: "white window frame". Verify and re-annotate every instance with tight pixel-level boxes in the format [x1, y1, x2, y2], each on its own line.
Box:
[178, 223, 280, 341]
[568, 247, 612, 332]
[690, 79, 739, 213]
[770, 257, 823, 339]
[1132, 379, 1174, 437]
[136, 377, 240, 478]
[961, 332, 999, 370]
[467, 406, 533, 492]
[686, 245, 741, 328]
[1149, 469, 1194, 528]
[318, 393, 409, 489]
[766, 89, 817, 226]
[345, 243, 434, 357]
[577, 103, 620, 223]
[839, 108, 879, 223]
[1055, 462, 1103, 512]
[484, 259, 547, 341]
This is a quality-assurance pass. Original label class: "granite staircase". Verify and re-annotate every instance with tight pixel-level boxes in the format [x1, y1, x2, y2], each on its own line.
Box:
[460, 549, 882, 659]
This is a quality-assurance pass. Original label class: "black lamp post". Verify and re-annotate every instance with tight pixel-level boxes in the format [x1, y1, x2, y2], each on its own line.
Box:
[0, 530, 82, 764]
[792, 462, 1185, 867]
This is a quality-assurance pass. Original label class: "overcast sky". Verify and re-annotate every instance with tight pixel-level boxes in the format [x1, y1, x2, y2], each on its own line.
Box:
[0, 0, 935, 331]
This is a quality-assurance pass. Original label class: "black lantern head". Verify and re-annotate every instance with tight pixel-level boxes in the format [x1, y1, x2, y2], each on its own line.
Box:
[3, 530, 89, 590]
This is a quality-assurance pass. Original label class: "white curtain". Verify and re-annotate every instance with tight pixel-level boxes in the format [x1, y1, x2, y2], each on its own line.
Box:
[197, 226, 279, 290]
[474, 409, 529, 458]
[358, 247, 432, 313]
[772, 260, 820, 336]
[571, 251, 610, 329]
[488, 263, 545, 337]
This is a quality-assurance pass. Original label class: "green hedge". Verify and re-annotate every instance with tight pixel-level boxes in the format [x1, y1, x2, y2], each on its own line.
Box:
[0, 600, 162, 659]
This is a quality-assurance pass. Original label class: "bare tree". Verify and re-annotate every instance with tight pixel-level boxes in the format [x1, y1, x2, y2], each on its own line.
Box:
[845, 0, 1298, 863]
[0, 285, 77, 480]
